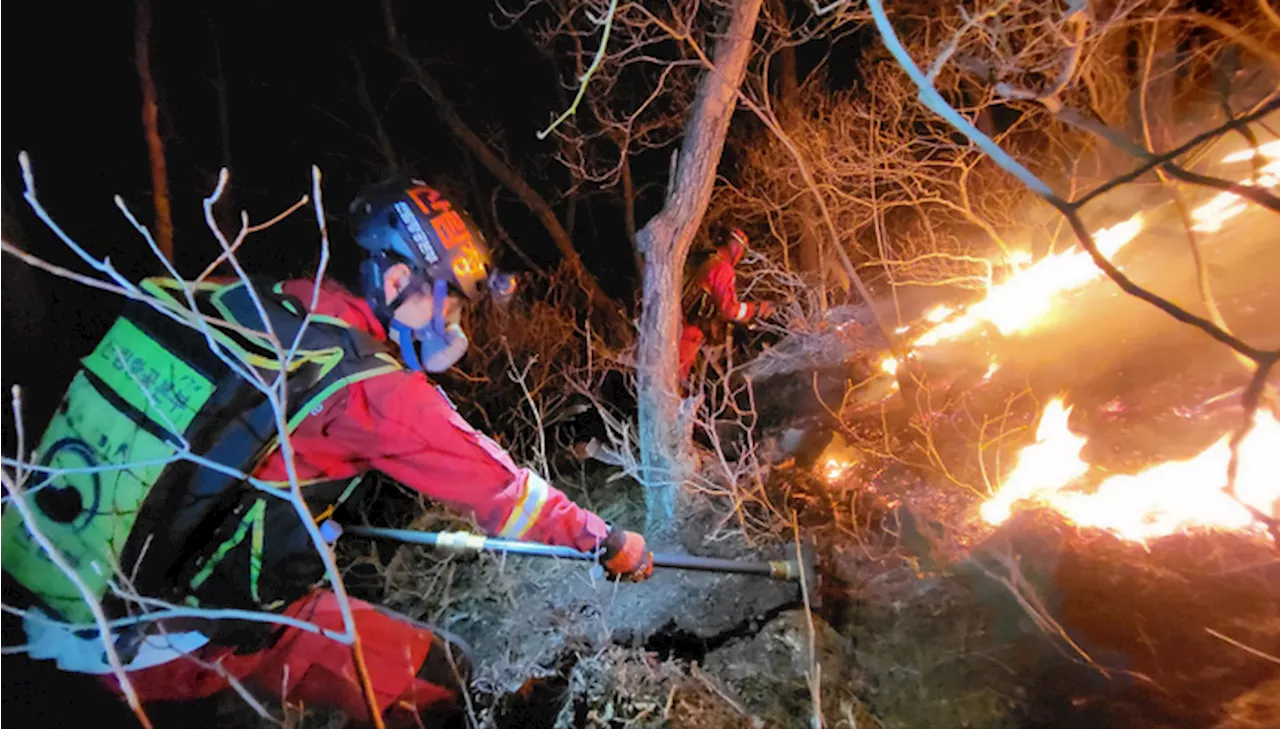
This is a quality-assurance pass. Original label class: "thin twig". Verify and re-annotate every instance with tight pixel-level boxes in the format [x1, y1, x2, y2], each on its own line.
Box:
[538, 0, 620, 140]
[1205, 627, 1280, 665]
[793, 511, 823, 728]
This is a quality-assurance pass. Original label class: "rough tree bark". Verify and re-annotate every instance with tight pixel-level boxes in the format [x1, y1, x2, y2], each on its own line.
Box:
[382, 0, 627, 333]
[635, 0, 763, 536]
[135, 0, 174, 262]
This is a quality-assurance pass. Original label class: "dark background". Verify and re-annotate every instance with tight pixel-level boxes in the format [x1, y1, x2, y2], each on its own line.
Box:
[2, 1, 597, 282]
[2, 3, 597, 724]
[2, 0, 643, 440]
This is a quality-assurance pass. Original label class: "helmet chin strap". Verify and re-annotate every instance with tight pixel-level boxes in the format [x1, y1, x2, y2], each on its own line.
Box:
[388, 277, 457, 373]
[389, 319, 425, 371]
[429, 278, 451, 336]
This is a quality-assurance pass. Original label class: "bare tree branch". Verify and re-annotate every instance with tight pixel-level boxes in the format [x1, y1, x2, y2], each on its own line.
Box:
[382, 0, 628, 333]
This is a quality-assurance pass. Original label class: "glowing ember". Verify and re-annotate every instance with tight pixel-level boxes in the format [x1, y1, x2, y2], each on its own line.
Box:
[914, 213, 1145, 347]
[824, 457, 851, 481]
[983, 399, 1280, 541]
[981, 361, 1000, 381]
[924, 304, 954, 323]
[880, 355, 900, 375]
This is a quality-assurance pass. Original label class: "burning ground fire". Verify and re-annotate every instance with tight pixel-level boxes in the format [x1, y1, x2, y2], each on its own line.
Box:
[894, 139, 1280, 357]
[981, 397, 1280, 542]
[868, 140, 1280, 541]
[911, 212, 1146, 348]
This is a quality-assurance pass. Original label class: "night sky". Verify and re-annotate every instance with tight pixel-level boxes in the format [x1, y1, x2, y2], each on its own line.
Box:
[2, 0, 653, 285]
[3, 0, 665, 435]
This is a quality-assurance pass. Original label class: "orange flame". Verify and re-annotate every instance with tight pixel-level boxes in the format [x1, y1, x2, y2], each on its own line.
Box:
[980, 398, 1088, 525]
[914, 213, 1145, 347]
[1191, 141, 1280, 233]
[888, 138, 1280, 540]
[909, 139, 1279, 350]
[983, 398, 1280, 541]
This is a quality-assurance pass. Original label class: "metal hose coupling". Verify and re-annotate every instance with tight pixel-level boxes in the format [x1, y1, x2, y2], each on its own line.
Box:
[434, 531, 488, 552]
[769, 560, 800, 579]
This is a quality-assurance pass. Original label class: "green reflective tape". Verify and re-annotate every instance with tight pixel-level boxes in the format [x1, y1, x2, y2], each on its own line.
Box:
[335, 476, 364, 507]
[188, 499, 265, 595]
[82, 318, 214, 433]
[248, 500, 265, 603]
[0, 373, 178, 622]
[286, 364, 403, 432]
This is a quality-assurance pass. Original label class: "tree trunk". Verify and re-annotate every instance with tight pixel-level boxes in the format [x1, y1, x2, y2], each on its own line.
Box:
[383, 0, 627, 334]
[768, 0, 821, 281]
[209, 24, 240, 242]
[621, 153, 642, 277]
[135, 0, 174, 262]
[352, 55, 399, 175]
[635, 0, 763, 538]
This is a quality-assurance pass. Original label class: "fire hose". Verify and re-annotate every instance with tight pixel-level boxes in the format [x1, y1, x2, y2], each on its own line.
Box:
[343, 525, 814, 584]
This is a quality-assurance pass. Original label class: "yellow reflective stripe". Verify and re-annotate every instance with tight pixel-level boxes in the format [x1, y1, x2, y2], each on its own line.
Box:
[311, 477, 365, 524]
[497, 473, 551, 539]
[188, 498, 264, 593]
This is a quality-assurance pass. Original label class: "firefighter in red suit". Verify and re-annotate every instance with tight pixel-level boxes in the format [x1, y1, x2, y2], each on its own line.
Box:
[83, 181, 655, 725]
[679, 228, 775, 380]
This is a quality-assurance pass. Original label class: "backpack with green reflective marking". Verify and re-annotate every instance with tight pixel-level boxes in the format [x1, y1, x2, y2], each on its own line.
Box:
[1, 278, 402, 634]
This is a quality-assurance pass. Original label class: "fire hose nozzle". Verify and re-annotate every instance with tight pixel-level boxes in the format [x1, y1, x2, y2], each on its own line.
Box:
[345, 525, 821, 606]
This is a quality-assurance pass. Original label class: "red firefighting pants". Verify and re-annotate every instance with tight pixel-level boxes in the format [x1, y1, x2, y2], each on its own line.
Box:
[106, 590, 465, 724]
[679, 322, 705, 381]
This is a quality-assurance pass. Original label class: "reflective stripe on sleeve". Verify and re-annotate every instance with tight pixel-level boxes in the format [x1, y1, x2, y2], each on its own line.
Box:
[736, 302, 749, 320]
[496, 472, 551, 539]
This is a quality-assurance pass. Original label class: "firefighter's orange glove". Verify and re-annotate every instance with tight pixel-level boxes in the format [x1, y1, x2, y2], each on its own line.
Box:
[756, 301, 776, 319]
[599, 529, 654, 582]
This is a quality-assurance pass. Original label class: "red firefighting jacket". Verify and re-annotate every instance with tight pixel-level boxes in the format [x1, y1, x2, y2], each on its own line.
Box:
[253, 280, 609, 551]
[688, 248, 759, 324]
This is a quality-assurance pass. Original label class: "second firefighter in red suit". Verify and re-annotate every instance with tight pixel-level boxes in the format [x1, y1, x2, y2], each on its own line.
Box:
[679, 228, 775, 380]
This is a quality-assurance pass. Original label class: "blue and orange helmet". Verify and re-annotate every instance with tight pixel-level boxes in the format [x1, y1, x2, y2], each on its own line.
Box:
[350, 180, 494, 303]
